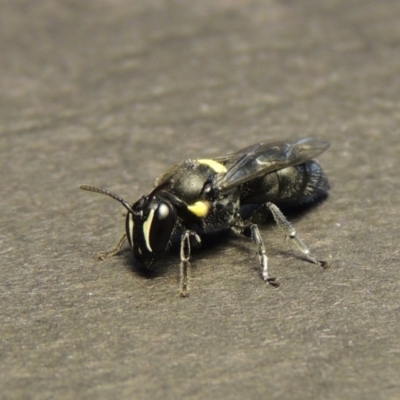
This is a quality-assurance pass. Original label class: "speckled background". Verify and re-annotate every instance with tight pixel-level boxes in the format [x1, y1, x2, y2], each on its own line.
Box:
[1, 1, 400, 399]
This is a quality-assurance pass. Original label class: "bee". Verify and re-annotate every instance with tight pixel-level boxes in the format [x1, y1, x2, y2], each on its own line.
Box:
[80, 137, 330, 296]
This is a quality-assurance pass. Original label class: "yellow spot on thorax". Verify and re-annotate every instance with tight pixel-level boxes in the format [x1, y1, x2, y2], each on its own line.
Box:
[197, 159, 227, 173]
[187, 201, 210, 218]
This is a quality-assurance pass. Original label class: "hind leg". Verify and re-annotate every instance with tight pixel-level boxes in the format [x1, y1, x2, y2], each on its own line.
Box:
[267, 202, 329, 268]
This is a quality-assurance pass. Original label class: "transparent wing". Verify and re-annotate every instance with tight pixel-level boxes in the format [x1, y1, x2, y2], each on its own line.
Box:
[213, 138, 330, 193]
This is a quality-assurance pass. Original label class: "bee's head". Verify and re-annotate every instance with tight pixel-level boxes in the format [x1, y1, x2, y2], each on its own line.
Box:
[79, 185, 176, 268]
[127, 195, 176, 268]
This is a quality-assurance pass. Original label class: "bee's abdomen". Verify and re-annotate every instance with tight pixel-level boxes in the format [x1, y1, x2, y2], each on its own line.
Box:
[241, 161, 329, 206]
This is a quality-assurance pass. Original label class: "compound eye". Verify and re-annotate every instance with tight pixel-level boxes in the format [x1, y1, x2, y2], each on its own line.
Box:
[149, 201, 175, 253]
[156, 202, 170, 220]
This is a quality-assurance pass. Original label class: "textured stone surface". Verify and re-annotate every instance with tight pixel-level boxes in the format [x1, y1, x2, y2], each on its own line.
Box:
[2, 1, 400, 399]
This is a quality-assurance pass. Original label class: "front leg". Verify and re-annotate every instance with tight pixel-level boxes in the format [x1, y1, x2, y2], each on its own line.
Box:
[179, 230, 201, 297]
[98, 233, 127, 260]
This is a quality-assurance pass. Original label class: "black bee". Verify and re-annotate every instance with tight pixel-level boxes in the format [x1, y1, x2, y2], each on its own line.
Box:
[80, 137, 330, 296]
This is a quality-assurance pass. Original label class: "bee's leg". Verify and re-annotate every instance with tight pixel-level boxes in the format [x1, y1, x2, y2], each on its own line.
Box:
[267, 202, 330, 268]
[179, 231, 201, 297]
[250, 224, 280, 287]
[98, 233, 127, 260]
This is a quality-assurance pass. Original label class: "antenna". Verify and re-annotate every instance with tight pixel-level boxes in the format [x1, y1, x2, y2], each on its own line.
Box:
[79, 185, 134, 214]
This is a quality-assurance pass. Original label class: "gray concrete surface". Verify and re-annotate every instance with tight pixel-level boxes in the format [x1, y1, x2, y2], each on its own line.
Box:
[1, 1, 400, 399]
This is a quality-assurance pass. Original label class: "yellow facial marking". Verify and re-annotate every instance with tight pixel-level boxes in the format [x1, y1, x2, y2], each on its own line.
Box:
[187, 201, 210, 218]
[142, 209, 155, 252]
[197, 159, 227, 173]
[127, 213, 134, 246]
